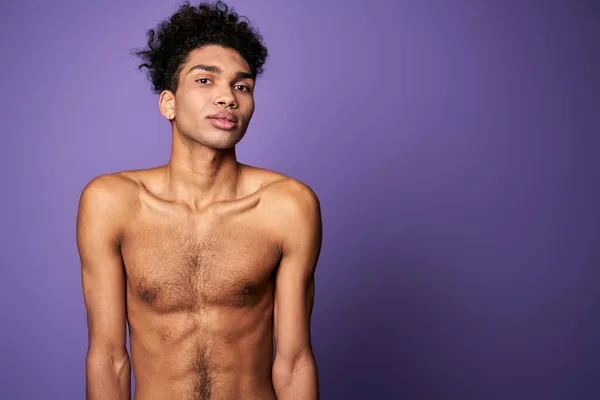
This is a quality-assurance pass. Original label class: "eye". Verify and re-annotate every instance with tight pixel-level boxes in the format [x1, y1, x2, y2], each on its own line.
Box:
[234, 84, 251, 92]
[196, 78, 212, 84]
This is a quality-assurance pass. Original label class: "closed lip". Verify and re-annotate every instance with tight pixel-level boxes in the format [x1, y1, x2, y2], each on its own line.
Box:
[207, 111, 238, 123]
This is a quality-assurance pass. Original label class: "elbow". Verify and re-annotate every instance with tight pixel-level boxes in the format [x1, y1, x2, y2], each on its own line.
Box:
[85, 347, 131, 399]
[86, 346, 130, 375]
[272, 350, 317, 386]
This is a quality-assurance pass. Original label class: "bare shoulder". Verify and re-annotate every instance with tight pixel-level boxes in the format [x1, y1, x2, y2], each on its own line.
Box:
[241, 164, 320, 213]
[249, 169, 322, 265]
[77, 171, 143, 232]
[249, 170, 321, 230]
[79, 172, 140, 206]
[267, 177, 320, 209]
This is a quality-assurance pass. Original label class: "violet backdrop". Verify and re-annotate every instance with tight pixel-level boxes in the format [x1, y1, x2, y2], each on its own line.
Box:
[1, 0, 599, 399]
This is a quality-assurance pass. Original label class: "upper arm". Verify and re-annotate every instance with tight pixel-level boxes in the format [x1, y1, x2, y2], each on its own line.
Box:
[76, 175, 129, 360]
[273, 180, 323, 363]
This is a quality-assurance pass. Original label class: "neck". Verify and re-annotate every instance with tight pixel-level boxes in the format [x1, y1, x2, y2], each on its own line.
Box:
[163, 129, 241, 210]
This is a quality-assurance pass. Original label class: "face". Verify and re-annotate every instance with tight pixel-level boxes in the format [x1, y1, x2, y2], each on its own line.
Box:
[162, 45, 256, 149]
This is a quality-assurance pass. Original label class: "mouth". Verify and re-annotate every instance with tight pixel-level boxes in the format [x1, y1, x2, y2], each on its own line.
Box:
[207, 111, 239, 123]
[207, 112, 239, 130]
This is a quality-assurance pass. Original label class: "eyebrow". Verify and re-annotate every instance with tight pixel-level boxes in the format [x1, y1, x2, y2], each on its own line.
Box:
[187, 64, 254, 80]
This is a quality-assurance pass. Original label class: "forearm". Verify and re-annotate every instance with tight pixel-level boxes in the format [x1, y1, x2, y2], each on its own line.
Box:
[86, 352, 131, 400]
[272, 355, 319, 400]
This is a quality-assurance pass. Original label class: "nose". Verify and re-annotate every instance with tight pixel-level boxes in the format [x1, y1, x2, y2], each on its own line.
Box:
[215, 87, 237, 109]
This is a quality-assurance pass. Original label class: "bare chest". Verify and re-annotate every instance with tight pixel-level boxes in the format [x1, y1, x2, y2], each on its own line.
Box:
[121, 210, 281, 313]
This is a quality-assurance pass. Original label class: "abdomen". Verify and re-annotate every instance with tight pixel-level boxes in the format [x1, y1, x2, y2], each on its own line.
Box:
[128, 299, 276, 400]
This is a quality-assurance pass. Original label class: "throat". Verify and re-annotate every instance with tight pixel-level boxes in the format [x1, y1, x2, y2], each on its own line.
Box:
[162, 151, 243, 206]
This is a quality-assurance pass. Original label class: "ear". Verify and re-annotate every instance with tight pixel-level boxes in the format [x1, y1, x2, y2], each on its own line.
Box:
[159, 90, 176, 121]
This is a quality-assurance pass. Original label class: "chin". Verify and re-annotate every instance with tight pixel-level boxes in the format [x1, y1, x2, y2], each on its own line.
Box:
[204, 134, 245, 150]
[209, 127, 247, 146]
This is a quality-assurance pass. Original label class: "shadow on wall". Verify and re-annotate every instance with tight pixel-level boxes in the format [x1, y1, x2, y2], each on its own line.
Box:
[308, 173, 444, 399]
[313, 241, 443, 400]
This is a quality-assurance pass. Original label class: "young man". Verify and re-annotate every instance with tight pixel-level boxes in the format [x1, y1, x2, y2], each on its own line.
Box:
[76, 2, 322, 399]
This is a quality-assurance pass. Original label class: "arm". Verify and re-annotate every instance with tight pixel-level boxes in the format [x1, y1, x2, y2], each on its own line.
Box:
[76, 176, 131, 400]
[272, 180, 323, 400]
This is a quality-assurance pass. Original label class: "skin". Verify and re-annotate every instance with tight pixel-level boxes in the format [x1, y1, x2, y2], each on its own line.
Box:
[77, 45, 322, 400]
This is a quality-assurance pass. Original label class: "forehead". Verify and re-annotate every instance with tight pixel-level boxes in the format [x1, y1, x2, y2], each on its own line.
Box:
[184, 45, 251, 73]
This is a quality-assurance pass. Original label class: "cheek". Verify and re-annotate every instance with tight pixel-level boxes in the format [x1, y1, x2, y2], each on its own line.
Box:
[177, 94, 208, 117]
[174, 102, 208, 131]
[243, 100, 255, 118]
[178, 86, 206, 105]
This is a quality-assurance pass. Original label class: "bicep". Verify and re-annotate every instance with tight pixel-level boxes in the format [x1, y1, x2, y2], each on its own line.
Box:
[273, 182, 322, 361]
[77, 177, 128, 358]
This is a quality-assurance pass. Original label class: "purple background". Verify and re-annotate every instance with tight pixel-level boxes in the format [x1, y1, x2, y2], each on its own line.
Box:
[2, 0, 599, 399]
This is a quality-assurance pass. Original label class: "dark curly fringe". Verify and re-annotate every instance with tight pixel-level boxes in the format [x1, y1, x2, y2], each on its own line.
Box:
[133, 1, 268, 94]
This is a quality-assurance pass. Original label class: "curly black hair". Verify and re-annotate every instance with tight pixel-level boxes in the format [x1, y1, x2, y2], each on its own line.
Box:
[134, 1, 268, 94]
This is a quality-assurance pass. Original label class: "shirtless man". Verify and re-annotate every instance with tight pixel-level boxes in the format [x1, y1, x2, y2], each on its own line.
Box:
[76, 2, 322, 399]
